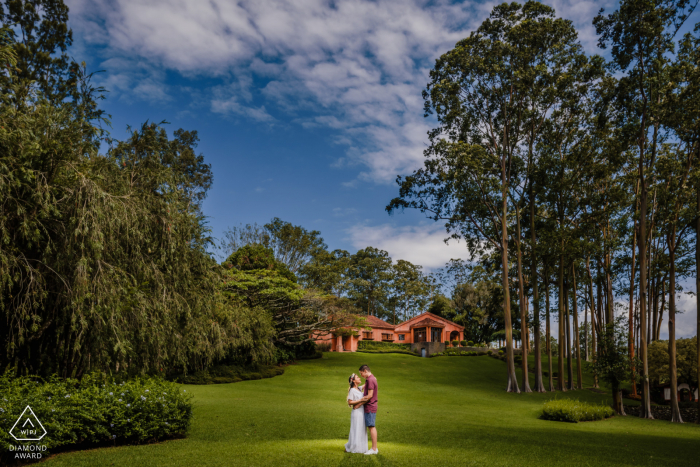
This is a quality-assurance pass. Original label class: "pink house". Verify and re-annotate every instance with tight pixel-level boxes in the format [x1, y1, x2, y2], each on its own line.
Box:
[315, 312, 465, 352]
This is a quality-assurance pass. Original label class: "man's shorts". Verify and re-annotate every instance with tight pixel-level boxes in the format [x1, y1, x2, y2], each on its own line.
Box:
[364, 411, 376, 427]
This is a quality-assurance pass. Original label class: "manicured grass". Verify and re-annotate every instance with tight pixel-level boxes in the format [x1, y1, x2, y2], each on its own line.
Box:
[43, 353, 698, 467]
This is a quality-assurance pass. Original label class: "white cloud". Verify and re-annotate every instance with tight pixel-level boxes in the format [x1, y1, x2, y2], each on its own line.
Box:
[347, 223, 468, 270]
[67, 0, 617, 183]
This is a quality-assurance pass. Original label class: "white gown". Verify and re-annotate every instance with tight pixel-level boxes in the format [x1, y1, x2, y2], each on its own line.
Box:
[345, 387, 368, 453]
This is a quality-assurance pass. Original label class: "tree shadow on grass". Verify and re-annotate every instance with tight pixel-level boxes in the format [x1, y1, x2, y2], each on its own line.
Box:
[338, 453, 395, 467]
[375, 421, 699, 466]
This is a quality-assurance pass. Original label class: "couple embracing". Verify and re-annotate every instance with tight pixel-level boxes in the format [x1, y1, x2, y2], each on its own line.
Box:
[345, 364, 378, 455]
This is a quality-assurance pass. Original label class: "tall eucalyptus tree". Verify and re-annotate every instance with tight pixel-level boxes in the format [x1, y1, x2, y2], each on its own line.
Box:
[594, 0, 697, 418]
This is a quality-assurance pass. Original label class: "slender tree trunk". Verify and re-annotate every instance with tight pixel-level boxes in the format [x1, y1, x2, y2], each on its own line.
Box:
[558, 253, 566, 392]
[587, 258, 599, 389]
[638, 166, 653, 418]
[656, 281, 666, 341]
[501, 191, 519, 393]
[572, 264, 583, 390]
[652, 271, 659, 343]
[545, 267, 554, 392]
[515, 204, 531, 392]
[629, 220, 638, 396]
[584, 289, 589, 362]
[697, 180, 700, 423]
[531, 209, 544, 392]
[565, 275, 573, 390]
[668, 230, 683, 423]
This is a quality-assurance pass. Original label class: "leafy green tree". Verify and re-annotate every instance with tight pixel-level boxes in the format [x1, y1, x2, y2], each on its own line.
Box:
[648, 337, 698, 387]
[222, 218, 327, 274]
[594, 0, 695, 419]
[592, 317, 636, 415]
[390, 259, 431, 323]
[222, 245, 355, 349]
[673, 26, 700, 421]
[298, 249, 351, 297]
[427, 294, 454, 319]
[346, 247, 393, 319]
[0, 0, 75, 103]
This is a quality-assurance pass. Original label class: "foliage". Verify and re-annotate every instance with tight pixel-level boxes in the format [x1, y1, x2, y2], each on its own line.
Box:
[174, 365, 284, 385]
[357, 349, 419, 356]
[648, 337, 698, 386]
[0, 373, 192, 461]
[541, 399, 615, 423]
[221, 218, 327, 274]
[224, 243, 296, 282]
[357, 341, 411, 351]
[590, 319, 636, 390]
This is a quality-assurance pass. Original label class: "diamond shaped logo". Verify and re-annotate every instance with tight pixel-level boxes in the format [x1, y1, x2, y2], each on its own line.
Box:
[9, 406, 47, 441]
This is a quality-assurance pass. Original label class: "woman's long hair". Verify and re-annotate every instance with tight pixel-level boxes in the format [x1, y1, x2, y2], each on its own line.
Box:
[348, 373, 357, 395]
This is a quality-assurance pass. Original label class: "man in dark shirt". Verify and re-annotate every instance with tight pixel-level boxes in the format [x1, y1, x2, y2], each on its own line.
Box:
[359, 364, 378, 455]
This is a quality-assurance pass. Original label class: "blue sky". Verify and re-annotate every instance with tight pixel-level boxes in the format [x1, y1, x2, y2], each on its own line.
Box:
[65, 0, 698, 338]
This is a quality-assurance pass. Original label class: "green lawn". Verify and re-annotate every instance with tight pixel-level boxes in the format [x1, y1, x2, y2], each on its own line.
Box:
[44, 353, 698, 467]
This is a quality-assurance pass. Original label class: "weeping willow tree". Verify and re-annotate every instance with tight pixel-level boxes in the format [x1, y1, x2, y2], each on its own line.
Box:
[0, 20, 278, 377]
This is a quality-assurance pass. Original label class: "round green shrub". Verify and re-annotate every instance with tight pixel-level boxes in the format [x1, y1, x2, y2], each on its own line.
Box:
[460, 340, 467, 346]
[452, 340, 458, 346]
[487, 350, 493, 355]
[0, 373, 193, 457]
[541, 399, 615, 423]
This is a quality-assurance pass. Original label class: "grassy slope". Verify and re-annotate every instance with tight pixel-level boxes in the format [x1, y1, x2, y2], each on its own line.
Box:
[44, 353, 698, 467]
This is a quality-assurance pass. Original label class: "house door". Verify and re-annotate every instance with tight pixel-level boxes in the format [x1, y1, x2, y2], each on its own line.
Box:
[431, 328, 442, 343]
[680, 388, 691, 402]
[413, 327, 426, 342]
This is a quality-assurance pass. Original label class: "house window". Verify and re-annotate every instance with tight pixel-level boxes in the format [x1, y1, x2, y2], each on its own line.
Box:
[362, 331, 373, 340]
[398, 334, 405, 341]
[381, 333, 393, 341]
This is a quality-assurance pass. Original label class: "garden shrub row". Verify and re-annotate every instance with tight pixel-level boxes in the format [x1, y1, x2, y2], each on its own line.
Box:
[540, 399, 615, 423]
[432, 351, 489, 357]
[357, 349, 420, 356]
[357, 341, 411, 351]
[175, 364, 284, 385]
[0, 373, 192, 462]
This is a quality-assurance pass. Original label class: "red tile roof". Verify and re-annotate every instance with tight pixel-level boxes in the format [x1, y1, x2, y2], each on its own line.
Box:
[395, 311, 465, 331]
[410, 318, 444, 328]
[362, 315, 396, 329]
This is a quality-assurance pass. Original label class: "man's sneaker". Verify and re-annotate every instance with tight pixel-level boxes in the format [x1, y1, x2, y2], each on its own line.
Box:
[364, 449, 378, 455]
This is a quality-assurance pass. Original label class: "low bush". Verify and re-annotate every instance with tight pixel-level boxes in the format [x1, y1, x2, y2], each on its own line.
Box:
[357, 341, 411, 351]
[487, 350, 493, 355]
[540, 399, 615, 423]
[452, 340, 459, 346]
[460, 340, 467, 346]
[468, 341, 474, 346]
[0, 373, 192, 462]
[296, 351, 323, 360]
[176, 364, 284, 385]
[356, 349, 419, 356]
[316, 342, 332, 352]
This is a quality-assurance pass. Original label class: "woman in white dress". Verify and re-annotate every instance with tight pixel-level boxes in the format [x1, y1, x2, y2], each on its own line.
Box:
[345, 373, 368, 453]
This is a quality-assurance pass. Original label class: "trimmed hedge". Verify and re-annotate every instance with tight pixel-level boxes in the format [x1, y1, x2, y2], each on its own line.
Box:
[357, 349, 420, 356]
[176, 364, 284, 385]
[357, 341, 411, 351]
[0, 373, 192, 462]
[541, 399, 615, 423]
